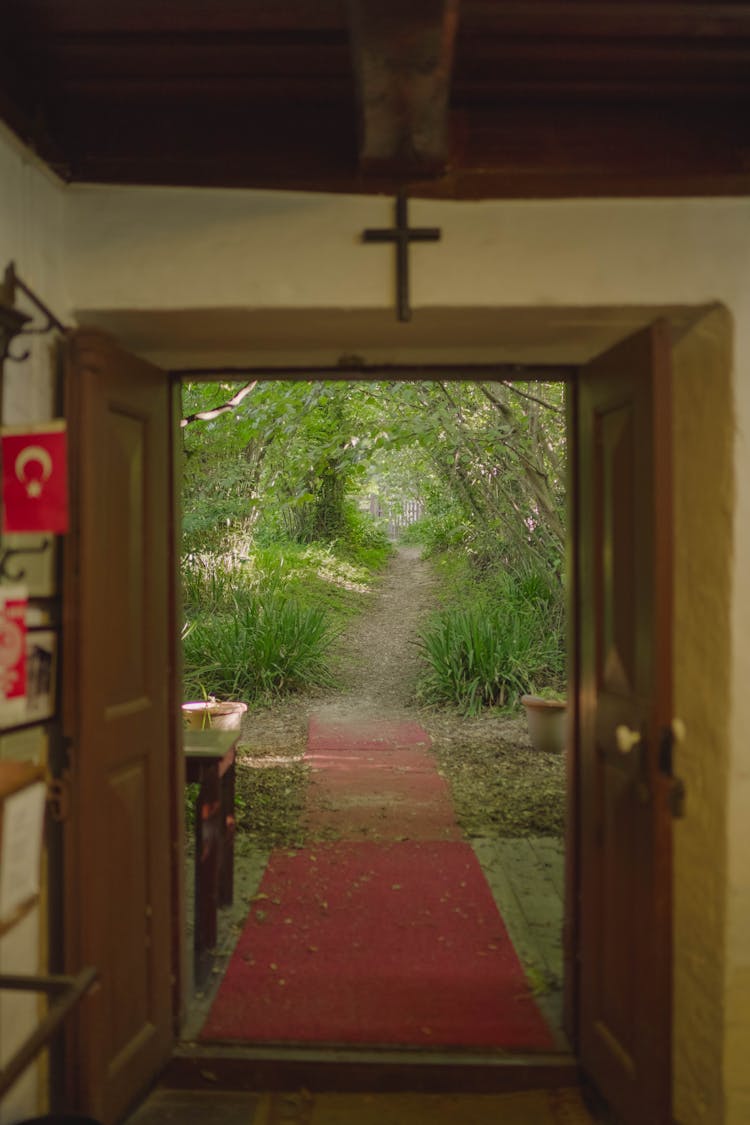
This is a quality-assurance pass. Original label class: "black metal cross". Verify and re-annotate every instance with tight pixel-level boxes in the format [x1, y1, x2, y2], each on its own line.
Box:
[362, 194, 441, 323]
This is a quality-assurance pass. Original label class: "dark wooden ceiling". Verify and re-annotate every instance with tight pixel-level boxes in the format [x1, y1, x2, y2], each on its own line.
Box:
[2, 1, 750, 198]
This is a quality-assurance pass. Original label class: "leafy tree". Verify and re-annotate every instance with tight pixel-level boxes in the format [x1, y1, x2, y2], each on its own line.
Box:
[180, 376, 567, 708]
[181, 376, 566, 570]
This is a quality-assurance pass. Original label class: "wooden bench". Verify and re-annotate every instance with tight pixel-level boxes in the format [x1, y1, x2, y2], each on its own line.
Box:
[184, 730, 238, 985]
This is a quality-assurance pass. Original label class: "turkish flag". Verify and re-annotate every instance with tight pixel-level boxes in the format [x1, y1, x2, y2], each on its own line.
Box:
[2, 423, 69, 534]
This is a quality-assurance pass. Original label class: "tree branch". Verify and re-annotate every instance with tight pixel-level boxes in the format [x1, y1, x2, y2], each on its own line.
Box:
[476, 383, 565, 545]
[497, 381, 564, 414]
[181, 380, 258, 427]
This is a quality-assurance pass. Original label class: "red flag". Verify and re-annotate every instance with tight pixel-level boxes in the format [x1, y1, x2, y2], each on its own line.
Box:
[2, 423, 69, 534]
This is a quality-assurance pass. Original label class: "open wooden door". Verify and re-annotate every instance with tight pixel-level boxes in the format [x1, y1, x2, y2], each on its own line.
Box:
[575, 322, 674, 1124]
[63, 330, 176, 1124]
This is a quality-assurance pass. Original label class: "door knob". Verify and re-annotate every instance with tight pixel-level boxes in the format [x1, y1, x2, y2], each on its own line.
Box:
[615, 725, 642, 754]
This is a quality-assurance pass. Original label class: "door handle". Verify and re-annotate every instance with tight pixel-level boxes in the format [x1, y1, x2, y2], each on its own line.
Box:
[615, 725, 642, 754]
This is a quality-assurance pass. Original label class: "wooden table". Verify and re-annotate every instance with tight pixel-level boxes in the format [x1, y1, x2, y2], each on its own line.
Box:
[184, 730, 238, 985]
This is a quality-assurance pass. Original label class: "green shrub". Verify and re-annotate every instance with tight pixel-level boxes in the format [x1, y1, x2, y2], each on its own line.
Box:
[183, 590, 335, 701]
[329, 503, 393, 571]
[416, 565, 565, 715]
[401, 511, 469, 555]
[396, 521, 425, 547]
[182, 555, 247, 615]
[340, 502, 390, 549]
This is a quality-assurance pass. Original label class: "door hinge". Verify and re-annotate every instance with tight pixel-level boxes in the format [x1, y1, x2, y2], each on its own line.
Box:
[47, 771, 72, 823]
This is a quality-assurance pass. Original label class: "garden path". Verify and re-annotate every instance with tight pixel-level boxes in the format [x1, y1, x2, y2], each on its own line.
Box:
[318, 543, 437, 719]
[182, 546, 566, 1046]
[233, 545, 564, 841]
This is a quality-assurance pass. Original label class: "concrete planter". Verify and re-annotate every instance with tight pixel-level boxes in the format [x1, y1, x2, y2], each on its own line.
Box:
[181, 699, 247, 731]
[520, 694, 567, 754]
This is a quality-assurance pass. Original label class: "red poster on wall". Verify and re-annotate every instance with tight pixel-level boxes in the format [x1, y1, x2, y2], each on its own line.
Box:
[0, 587, 27, 725]
[1, 421, 69, 534]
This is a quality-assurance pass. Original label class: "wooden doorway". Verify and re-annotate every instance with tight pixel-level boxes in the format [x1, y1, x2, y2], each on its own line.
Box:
[60, 321, 675, 1125]
[171, 338, 675, 1122]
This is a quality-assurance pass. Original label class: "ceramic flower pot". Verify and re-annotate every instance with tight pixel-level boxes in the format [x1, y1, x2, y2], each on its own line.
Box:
[181, 699, 247, 731]
[520, 694, 567, 754]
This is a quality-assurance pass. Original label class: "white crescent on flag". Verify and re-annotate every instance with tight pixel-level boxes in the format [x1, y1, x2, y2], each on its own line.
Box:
[14, 445, 54, 498]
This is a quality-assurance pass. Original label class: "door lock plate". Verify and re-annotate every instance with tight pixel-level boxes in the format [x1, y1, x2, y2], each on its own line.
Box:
[47, 772, 72, 823]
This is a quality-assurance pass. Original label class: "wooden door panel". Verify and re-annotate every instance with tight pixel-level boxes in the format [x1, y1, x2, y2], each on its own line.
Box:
[64, 331, 174, 1124]
[107, 759, 150, 1056]
[597, 401, 637, 695]
[577, 323, 672, 1125]
[105, 408, 148, 706]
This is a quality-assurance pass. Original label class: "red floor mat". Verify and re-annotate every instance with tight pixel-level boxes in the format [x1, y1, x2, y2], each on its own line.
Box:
[200, 713, 554, 1050]
[307, 715, 431, 752]
[200, 841, 554, 1050]
[304, 745, 461, 840]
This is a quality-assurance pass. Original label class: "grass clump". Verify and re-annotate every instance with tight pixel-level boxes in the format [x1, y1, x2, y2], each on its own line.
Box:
[183, 590, 334, 702]
[416, 561, 565, 715]
[181, 531, 390, 703]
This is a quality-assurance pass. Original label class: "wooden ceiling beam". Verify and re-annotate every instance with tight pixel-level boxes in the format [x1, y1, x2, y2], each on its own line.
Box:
[57, 96, 750, 199]
[8, 1, 346, 37]
[57, 78, 353, 100]
[460, 2, 750, 39]
[348, 0, 460, 179]
[3, 1, 750, 195]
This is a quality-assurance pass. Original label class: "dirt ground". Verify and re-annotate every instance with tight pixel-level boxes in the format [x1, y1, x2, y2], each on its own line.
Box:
[235, 546, 565, 849]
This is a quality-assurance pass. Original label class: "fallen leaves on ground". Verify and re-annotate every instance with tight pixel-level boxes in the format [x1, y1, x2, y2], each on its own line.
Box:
[424, 711, 565, 838]
[235, 753, 309, 849]
[229, 701, 564, 847]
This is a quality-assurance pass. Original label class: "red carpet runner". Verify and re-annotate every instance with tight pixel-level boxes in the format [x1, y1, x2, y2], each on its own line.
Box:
[200, 716, 554, 1050]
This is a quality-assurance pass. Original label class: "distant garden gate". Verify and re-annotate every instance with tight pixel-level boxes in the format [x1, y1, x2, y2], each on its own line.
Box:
[368, 494, 424, 540]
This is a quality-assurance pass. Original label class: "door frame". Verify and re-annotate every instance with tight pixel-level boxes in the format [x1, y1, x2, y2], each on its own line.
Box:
[563, 376, 581, 1044]
[162, 347, 673, 1098]
[168, 377, 188, 1022]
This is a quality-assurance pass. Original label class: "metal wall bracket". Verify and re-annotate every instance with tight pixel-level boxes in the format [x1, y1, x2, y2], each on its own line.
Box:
[0, 538, 52, 582]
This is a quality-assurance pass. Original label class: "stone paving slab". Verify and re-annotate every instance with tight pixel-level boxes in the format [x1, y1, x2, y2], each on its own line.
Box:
[472, 836, 566, 1049]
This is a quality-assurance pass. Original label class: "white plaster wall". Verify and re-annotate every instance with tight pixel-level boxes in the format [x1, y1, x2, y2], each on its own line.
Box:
[0, 122, 69, 422]
[672, 309, 734, 1123]
[0, 122, 68, 1122]
[66, 186, 749, 317]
